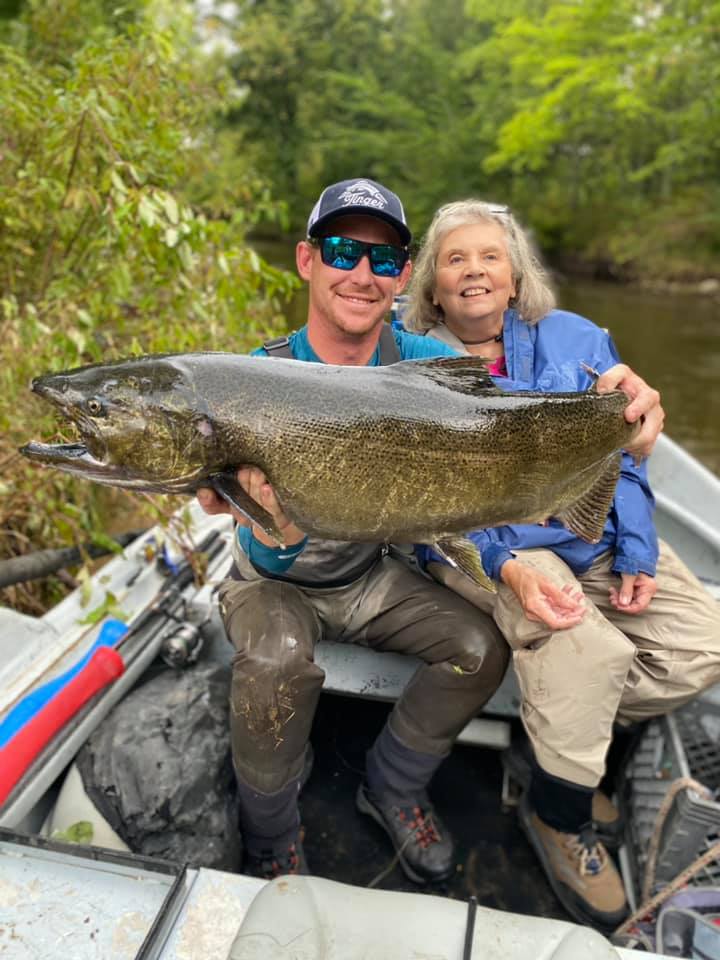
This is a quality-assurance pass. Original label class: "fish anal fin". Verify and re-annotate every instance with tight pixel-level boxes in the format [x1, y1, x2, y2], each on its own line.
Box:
[398, 356, 500, 396]
[555, 453, 621, 544]
[208, 471, 285, 545]
[435, 536, 496, 593]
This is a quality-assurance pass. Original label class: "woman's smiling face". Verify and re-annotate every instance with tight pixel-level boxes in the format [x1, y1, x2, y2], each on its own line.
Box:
[433, 221, 516, 331]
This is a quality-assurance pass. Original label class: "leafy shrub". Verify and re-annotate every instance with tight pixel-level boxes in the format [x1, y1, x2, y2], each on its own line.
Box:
[0, 0, 298, 612]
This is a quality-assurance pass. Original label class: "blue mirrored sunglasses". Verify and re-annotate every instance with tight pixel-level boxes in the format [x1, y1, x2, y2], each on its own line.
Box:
[312, 236, 409, 277]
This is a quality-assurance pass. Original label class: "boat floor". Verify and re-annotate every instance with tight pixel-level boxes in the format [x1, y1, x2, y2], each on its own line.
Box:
[301, 691, 566, 919]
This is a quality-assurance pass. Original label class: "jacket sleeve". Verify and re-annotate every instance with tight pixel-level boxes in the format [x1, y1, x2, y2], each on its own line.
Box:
[609, 455, 658, 577]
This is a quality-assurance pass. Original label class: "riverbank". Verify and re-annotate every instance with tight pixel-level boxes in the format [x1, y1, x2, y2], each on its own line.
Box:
[637, 276, 720, 299]
[549, 255, 720, 301]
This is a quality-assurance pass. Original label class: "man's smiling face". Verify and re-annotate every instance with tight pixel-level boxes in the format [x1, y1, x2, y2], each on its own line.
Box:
[297, 214, 410, 338]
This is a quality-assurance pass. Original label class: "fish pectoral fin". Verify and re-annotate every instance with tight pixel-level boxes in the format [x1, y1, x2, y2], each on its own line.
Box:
[555, 452, 621, 544]
[398, 356, 501, 396]
[434, 537, 496, 593]
[208, 471, 285, 545]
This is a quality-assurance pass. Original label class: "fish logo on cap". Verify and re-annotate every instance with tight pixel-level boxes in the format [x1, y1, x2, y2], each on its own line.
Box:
[338, 179, 388, 210]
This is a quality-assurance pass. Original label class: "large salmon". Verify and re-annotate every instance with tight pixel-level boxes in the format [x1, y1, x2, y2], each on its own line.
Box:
[21, 352, 638, 590]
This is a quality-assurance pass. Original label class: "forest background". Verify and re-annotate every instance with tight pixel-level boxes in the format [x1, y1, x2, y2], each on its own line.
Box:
[1, 0, 718, 612]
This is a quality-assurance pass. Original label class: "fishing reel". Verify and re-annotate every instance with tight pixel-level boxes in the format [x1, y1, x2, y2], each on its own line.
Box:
[160, 621, 205, 669]
[157, 574, 218, 669]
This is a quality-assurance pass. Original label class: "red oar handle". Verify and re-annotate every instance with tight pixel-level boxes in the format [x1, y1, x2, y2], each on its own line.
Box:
[0, 646, 125, 807]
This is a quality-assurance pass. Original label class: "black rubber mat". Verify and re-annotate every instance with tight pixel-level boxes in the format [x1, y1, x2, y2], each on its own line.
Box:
[300, 692, 567, 920]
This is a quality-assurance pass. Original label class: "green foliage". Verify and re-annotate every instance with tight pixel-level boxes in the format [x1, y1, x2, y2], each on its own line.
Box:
[462, 0, 720, 270]
[3, 0, 719, 614]
[0, 0, 298, 611]
[51, 820, 94, 844]
[228, 0, 490, 236]
[228, 0, 720, 274]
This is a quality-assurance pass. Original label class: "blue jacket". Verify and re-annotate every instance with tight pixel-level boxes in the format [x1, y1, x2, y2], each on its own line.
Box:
[419, 308, 659, 581]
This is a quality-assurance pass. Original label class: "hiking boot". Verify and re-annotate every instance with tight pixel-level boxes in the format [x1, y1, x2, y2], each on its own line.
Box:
[502, 742, 624, 848]
[356, 783, 454, 884]
[519, 794, 628, 930]
[592, 790, 623, 849]
[243, 836, 309, 880]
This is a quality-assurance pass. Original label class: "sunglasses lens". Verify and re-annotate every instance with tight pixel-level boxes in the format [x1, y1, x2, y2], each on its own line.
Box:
[369, 244, 406, 277]
[320, 237, 363, 270]
[319, 237, 407, 277]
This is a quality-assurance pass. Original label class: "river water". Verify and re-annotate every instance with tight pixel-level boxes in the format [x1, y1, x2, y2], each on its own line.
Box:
[256, 241, 720, 477]
[557, 279, 720, 477]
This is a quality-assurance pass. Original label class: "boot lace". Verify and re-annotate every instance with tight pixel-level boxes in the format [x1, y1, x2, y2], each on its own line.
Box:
[566, 828, 608, 877]
[396, 804, 442, 849]
[255, 842, 302, 880]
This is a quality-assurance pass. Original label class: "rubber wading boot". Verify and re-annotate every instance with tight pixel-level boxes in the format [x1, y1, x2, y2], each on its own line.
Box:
[519, 794, 628, 930]
[356, 783, 454, 884]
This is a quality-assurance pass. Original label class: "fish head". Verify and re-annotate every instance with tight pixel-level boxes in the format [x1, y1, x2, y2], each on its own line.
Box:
[20, 356, 219, 492]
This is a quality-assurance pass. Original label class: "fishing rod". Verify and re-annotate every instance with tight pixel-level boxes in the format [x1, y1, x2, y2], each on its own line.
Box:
[0, 529, 226, 812]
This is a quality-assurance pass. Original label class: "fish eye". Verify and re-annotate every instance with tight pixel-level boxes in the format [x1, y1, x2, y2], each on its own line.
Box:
[86, 398, 106, 416]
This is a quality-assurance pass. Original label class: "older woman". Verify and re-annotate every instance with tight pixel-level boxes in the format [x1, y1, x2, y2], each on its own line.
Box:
[405, 201, 663, 458]
[404, 200, 720, 931]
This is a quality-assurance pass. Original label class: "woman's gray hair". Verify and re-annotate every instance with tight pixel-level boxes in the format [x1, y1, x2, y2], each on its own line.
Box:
[403, 200, 556, 332]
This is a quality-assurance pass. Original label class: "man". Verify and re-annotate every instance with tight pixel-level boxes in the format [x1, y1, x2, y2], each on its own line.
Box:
[197, 177, 666, 882]
[198, 178, 509, 882]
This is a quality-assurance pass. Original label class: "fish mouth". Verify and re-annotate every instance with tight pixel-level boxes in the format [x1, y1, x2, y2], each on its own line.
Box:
[20, 438, 204, 493]
[21, 377, 120, 480]
[19, 438, 124, 482]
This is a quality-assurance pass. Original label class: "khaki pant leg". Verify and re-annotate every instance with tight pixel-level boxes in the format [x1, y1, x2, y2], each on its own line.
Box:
[581, 541, 720, 723]
[494, 549, 636, 788]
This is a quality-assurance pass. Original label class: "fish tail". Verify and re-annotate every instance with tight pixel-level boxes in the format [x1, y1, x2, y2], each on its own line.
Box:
[555, 452, 621, 544]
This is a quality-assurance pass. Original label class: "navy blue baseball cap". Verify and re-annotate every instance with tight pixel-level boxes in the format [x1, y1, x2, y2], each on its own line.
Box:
[306, 178, 411, 246]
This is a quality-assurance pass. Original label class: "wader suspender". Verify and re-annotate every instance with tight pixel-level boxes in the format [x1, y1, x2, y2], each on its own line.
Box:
[262, 323, 401, 365]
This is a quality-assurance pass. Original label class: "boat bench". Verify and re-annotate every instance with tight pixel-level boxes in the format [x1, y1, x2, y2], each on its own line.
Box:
[314, 639, 518, 749]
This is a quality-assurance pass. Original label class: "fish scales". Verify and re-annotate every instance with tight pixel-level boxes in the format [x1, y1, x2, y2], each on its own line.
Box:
[21, 352, 636, 548]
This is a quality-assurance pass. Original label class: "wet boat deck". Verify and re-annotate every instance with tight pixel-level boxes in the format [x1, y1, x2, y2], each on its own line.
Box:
[301, 692, 566, 918]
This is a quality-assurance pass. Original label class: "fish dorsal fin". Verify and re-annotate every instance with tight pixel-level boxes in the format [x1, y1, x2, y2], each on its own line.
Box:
[397, 356, 501, 396]
[555, 453, 622, 544]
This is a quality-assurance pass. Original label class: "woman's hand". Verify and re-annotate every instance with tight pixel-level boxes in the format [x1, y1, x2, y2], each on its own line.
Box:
[609, 572, 656, 615]
[596, 363, 665, 459]
[500, 558, 587, 630]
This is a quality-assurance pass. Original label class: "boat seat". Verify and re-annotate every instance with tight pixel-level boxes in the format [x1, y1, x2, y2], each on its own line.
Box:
[228, 875, 620, 960]
[314, 638, 518, 748]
